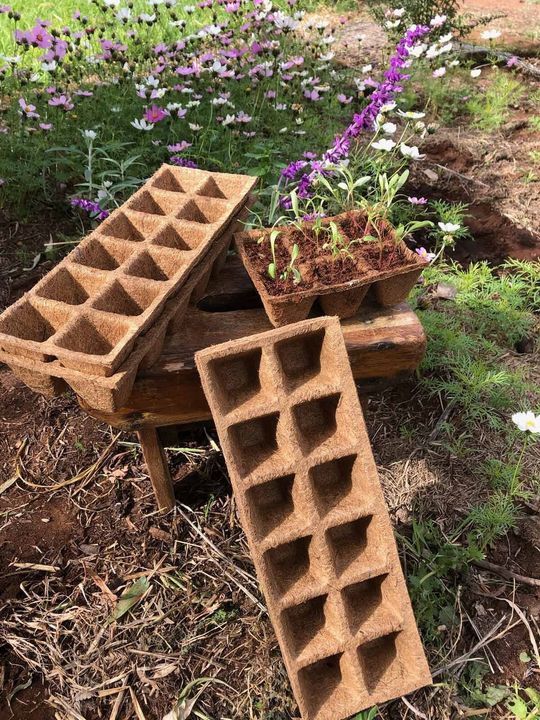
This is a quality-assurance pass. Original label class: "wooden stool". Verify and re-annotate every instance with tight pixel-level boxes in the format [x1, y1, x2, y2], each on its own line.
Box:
[81, 257, 426, 510]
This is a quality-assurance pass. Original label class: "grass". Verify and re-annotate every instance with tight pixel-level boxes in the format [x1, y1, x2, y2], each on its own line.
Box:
[467, 71, 524, 131]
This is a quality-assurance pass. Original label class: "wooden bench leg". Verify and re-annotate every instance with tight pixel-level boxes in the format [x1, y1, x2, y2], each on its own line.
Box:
[137, 428, 175, 511]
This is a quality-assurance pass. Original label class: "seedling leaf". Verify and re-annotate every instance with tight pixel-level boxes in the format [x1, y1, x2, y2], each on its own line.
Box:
[107, 576, 150, 624]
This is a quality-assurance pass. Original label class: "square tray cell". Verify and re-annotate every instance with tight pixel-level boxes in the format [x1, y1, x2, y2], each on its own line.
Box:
[297, 653, 358, 719]
[341, 573, 402, 637]
[129, 189, 166, 215]
[263, 534, 323, 600]
[227, 412, 281, 477]
[124, 249, 186, 282]
[36, 267, 106, 306]
[246, 473, 303, 541]
[357, 631, 401, 693]
[292, 393, 342, 455]
[195, 173, 252, 200]
[54, 315, 130, 357]
[99, 211, 147, 242]
[151, 223, 210, 251]
[92, 278, 162, 317]
[152, 167, 185, 193]
[0, 300, 70, 344]
[281, 593, 343, 662]
[309, 453, 368, 518]
[325, 514, 381, 580]
[206, 347, 266, 415]
[70, 238, 134, 271]
[275, 327, 335, 392]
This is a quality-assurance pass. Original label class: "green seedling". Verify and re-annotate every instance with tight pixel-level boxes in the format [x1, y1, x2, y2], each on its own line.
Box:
[266, 229, 280, 280]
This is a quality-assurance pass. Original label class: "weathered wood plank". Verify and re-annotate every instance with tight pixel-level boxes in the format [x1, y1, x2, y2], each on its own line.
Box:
[83, 301, 425, 429]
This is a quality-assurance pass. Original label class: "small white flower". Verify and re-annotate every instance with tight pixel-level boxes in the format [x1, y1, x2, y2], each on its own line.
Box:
[116, 7, 131, 21]
[41, 61, 57, 72]
[471, 68, 482, 78]
[397, 110, 425, 119]
[385, 20, 401, 29]
[222, 114, 236, 126]
[481, 29, 501, 41]
[146, 76, 159, 87]
[361, 64, 372, 73]
[430, 14, 447, 27]
[189, 123, 202, 131]
[372, 138, 396, 152]
[439, 33, 453, 43]
[382, 122, 397, 134]
[104, 0, 120, 6]
[438, 222, 461, 233]
[131, 118, 154, 131]
[393, 8, 406, 17]
[83, 129, 97, 140]
[433, 67, 446, 78]
[426, 45, 440, 59]
[139, 13, 156, 22]
[512, 411, 540, 434]
[439, 43, 453, 54]
[400, 143, 423, 159]
[380, 102, 397, 113]
[409, 43, 427, 58]
[449, 59, 460, 67]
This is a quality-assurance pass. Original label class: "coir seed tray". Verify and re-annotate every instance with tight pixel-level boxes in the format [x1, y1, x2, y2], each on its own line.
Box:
[0, 165, 256, 377]
[195, 316, 431, 719]
[236, 221, 428, 327]
[0, 206, 250, 412]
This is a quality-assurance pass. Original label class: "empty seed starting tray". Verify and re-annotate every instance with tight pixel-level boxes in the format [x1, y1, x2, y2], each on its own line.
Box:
[195, 316, 431, 720]
[0, 206, 251, 412]
[0, 164, 256, 377]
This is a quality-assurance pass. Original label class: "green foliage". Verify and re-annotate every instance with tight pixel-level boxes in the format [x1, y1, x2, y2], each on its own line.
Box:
[467, 71, 524, 131]
[507, 687, 540, 720]
[401, 520, 483, 645]
[466, 492, 520, 549]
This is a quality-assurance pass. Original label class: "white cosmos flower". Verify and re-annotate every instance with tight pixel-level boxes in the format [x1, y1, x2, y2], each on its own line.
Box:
[449, 59, 460, 67]
[426, 45, 440, 59]
[83, 129, 97, 140]
[471, 68, 482, 78]
[439, 43, 453, 53]
[433, 67, 446, 78]
[393, 8, 406, 17]
[361, 64, 372, 73]
[104, 0, 120, 6]
[380, 101, 397, 113]
[117, 7, 131, 20]
[189, 123, 202, 131]
[223, 114, 236, 126]
[400, 143, 423, 159]
[439, 33, 453, 43]
[397, 110, 425, 119]
[139, 13, 156, 21]
[372, 138, 396, 151]
[42, 61, 57, 72]
[382, 122, 397, 134]
[131, 118, 154, 131]
[481, 29, 501, 40]
[409, 43, 427, 58]
[430, 14, 447, 27]
[512, 411, 540, 434]
[385, 20, 401, 29]
[438, 222, 461, 233]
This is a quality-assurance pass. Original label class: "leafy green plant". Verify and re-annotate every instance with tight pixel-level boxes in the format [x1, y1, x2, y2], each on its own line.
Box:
[507, 686, 540, 720]
[467, 71, 524, 131]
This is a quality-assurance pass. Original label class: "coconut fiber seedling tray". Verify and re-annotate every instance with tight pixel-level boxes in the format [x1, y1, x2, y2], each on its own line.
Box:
[0, 164, 256, 377]
[0, 207, 250, 412]
[235, 212, 428, 327]
[195, 316, 431, 720]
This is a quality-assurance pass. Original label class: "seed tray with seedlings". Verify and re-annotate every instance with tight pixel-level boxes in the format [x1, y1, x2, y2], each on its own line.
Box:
[195, 316, 431, 720]
[0, 210, 248, 413]
[0, 164, 256, 377]
[236, 210, 428, 327]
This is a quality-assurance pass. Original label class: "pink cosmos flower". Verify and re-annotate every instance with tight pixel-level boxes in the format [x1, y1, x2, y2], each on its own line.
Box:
[144, 105, 168, 123]
[30, 24, 53, 48]
[304, 89, 321, 101]
[416, 247, 436, 262]
[19, 98, 40, 119]
[39, 122, 53, 131]
[507, 56, 518, 67]
[408, 196, 428, 205]
[48, 94, 74, 110]
[167, 141, 192, 152]
[337, 94, 353, 104]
